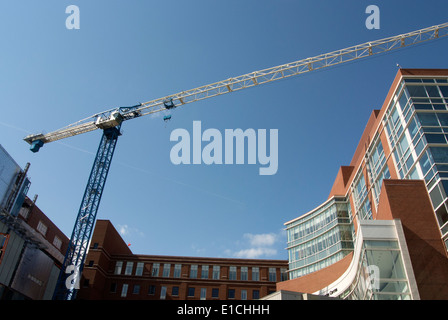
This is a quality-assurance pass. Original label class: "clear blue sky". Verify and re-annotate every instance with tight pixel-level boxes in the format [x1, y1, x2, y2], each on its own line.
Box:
[1, 0, 447, 260]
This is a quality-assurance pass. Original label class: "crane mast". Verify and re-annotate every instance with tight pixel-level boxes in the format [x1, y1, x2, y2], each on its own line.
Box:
[22, 22, 448, 300]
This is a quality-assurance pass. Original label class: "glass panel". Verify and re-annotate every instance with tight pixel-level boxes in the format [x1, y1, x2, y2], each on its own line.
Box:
[430, 184, 444, 209]
[436, 203, 448, 227]
[378, 280, 409, 294]
[426, 86, 441, 98]
[438, 113, 448, 126]
[439, 86, 448, 97]
[430, 147, 448, 163]
[425, 134, 446, 144]
[407, 85, 427, 97]
[414, 103, 432, 110]
[417, 113, 439, 126]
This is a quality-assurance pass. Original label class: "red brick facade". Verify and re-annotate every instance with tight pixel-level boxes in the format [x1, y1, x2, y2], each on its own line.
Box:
[78, 220, 288, 300]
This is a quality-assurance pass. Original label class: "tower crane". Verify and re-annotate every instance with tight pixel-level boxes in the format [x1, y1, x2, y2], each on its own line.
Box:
[23, 22, 448, 300]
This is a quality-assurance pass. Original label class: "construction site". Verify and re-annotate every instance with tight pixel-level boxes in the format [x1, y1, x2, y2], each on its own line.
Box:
[1, 4, 448, 314]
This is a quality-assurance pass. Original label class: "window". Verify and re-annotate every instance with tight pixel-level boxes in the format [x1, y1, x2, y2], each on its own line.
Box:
[135, 262, 144, 276]
[228, 289, 235, 299]
[200, 288, 207, 300]
[174, 264, 182, 278]
[114, 261, 123, 275]
[269, 268, 276, 282]
[212, 288, 219, 298]
[160, 286, 167, 300]
[212, 266, 220, 280]
[133, 284, 140, 294]
[53, 236, 62, 250]
[172, 286, 179, 296]
[241, 267, 248, 280]
[152, 263, 160, 276]
[148, 285, 156, 295]
[201, 265, 209, 279]
[125, 262, 134, 275]
[190, 265, 198, 278]
[420, 113, 440, 127]
[252, 267, 259, 281]
[252, 290, 260, 299]
[121, 284, 128, 297]
[37, 221, 47, 236]
[162, 263, 171, 277]
[188, 287, 195, 297]
[18, 207, 30, 219]
[241, 290, 247, 300]
[229, 266, 237, 280]
[281, 268, 288, 281]
[110, 283, 117, 293]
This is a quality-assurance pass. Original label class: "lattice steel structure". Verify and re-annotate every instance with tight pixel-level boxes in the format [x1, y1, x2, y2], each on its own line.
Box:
[52, 126, 121, 300]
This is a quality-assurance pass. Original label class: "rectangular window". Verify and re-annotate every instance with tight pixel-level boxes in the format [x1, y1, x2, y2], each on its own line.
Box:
[281, 268, 288, 281]
[190, 265, 198, 278]
[114, 261, 123, 275]
[18, 207, 30, 219]
[252, 290, 260, 299]
[174, 264, 182, 278]
[133, 284, 140, 294]
[201, 265, 209, 279]
[228, 289, 235, 299]
[110, 282, 117, 293]
[148, 285, 156, 295]
[188, 287, 195, 297]
[212, 266, 220, 280]
[53, 236, 62, 250]
[241, 267, 248, 280]
[241, 290, 247, 300]
[121, 284, 128, 297]
[160, 286, 167, 300]
[269, 268, 276, 282]
[212, 288, 219, 298]
[252, 267, 259, 281]
[135, 262, 144, 276]
[200, 288, 207, 300]
[229, 266, 237, 280]
[37, 221, 47, 236]
[152, 263, 160, 277]
[172, 286, 179, 296]
[163, 263, 171, 277]
[125, 262, 134, 275]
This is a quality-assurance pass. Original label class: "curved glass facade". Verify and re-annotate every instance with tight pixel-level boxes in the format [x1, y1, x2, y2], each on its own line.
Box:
[285, 197, 354, 279]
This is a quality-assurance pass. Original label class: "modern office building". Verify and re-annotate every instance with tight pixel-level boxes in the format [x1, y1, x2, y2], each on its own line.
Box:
[278, 69, 448, 300]
[0, 145, 70, 299]
[77, 219, 289, 300]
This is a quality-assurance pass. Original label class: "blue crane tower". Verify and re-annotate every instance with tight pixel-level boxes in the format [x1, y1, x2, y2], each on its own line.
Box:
[23, 22, 448, 300]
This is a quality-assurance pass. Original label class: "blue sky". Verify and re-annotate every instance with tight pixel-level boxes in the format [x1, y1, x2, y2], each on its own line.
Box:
[1, 1, 447, 260]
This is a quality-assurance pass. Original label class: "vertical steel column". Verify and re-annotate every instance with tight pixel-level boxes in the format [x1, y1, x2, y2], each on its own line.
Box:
[53, 125, 121, 300]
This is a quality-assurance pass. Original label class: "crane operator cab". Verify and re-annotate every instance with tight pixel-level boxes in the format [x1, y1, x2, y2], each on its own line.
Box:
[95, 110, 123, 129]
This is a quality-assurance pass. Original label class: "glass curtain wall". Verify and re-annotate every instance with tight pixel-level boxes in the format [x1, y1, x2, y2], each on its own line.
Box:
[384, 77, 448, 249]
[286, 198, 354, 279]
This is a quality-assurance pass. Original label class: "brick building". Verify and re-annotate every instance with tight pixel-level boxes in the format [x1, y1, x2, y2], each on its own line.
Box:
[78, 220, 288, 300]
[277, 69, 448, 300]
